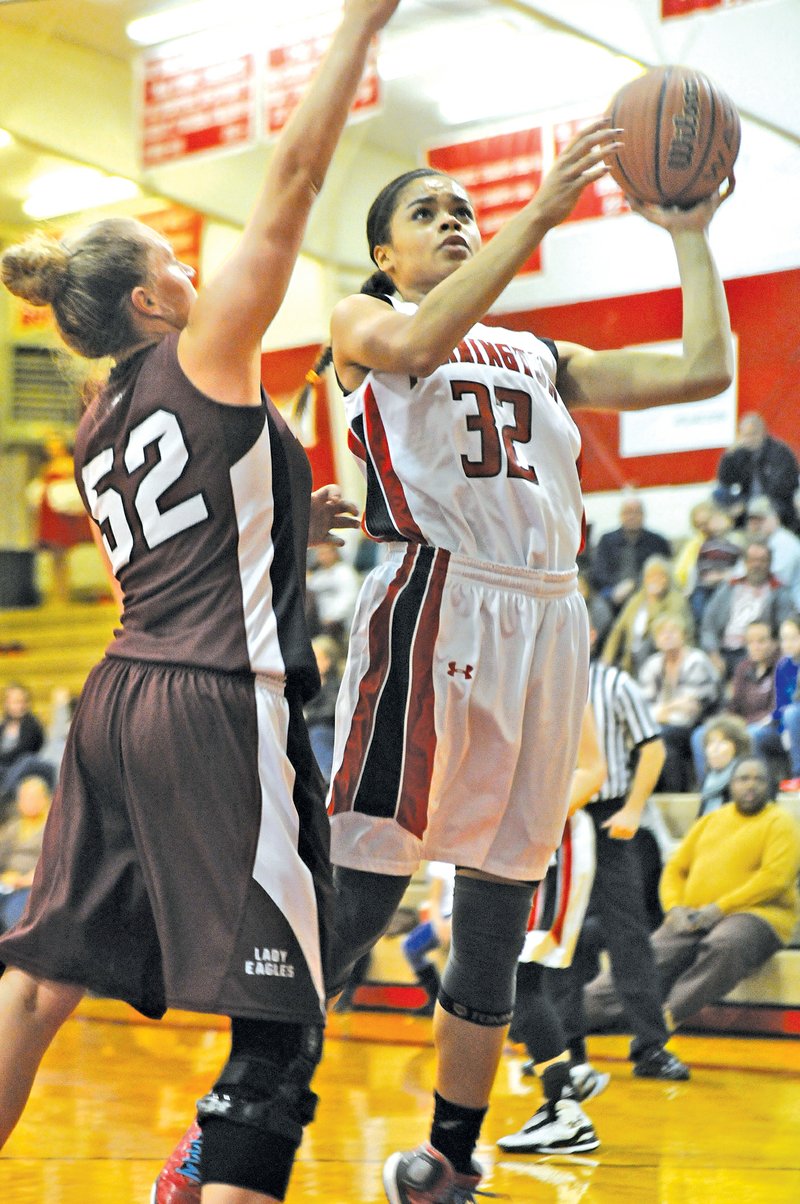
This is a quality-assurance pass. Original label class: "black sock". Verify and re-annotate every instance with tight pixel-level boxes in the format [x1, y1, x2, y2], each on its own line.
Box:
[430, 1092, 487, 1176]
[542, 1060, 576, 1104]
[568, 1038, 587, 1064]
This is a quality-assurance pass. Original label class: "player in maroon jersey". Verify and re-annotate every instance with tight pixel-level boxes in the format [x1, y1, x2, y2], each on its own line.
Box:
[0, 3, 400, 1202]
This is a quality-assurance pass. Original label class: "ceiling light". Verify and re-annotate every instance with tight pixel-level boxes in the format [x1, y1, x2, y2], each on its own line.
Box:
[127, 0, 337, 47]
[23, 167, 140, 220]
[127, 1, 229, 46]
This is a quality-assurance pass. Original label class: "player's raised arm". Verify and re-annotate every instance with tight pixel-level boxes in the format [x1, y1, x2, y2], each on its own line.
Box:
[555, 185, 734, 414]
[180, 0, 401, 406]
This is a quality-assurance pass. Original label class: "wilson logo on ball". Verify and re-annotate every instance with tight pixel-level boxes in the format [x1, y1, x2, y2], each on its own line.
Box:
[606, 65, 741, 208]
[668, 78, 701, 171]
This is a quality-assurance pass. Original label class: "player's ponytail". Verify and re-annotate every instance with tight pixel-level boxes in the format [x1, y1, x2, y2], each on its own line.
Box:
[294, 346, 333, 420]
[360, 270, 396, 299]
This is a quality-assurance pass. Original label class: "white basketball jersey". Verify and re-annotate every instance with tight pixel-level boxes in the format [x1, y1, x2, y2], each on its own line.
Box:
[344, 299, 584, 572]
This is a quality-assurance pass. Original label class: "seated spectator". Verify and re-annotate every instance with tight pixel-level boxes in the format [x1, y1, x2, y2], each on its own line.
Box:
[744, 497, 800, 608]
[0, 774, 52, 932]
[691, 618, 778, 781]
[638, 614, 720, 792]
[696, 715, 752, 817]
[303, 635, 343, 785]
[700, 539, 795, 682]
[672, 499, 714, 596]
[306, 542, 361, 646]
[353, 533, 382, 576]
[0, 684, 45, 805]
[602, 556, 693, 676]
[751, 615, 800, 790]
[0, 685, 74, 806]
[582, 757, 800, 1034]
[588, 493, 672, 615]
[577, 573, 613, 656]
[687, 503, 743, 627]
[714, 411, 800, 533]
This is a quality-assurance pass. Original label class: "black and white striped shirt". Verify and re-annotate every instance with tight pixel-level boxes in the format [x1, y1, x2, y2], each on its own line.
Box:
[588, 659, 661, 802]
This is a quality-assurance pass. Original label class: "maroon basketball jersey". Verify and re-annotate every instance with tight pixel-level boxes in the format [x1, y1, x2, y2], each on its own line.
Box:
[74, 335, 318, 696]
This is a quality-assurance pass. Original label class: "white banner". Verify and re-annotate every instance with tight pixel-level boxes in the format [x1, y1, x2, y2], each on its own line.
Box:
[619, 336, 738, 457]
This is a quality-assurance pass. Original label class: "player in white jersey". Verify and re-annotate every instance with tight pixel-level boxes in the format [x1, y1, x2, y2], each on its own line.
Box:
[345, 301, 583, 571]
[325, 123, 735, 1204]
[0, 4, 401, 1203]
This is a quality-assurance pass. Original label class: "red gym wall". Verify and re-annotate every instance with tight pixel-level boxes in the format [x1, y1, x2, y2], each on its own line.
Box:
[492, 267, 800, 494]
[261, 342, 337, 490]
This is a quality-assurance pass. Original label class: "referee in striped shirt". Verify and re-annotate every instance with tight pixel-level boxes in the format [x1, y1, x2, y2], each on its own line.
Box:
[555, 631, 691, 1080]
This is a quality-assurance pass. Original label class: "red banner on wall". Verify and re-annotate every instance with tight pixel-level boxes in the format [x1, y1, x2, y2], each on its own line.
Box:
[140, 34, 257, 167]
[553, 118, 628, 221]
[427, 127, 545, 275]
[265, 22, 379, 138]
[261, 344, 337, 491]
[139, 13, 381, 167]
[662, 0, 758, 17]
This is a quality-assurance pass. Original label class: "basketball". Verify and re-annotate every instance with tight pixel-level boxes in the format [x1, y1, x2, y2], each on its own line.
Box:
[606, 66, 741, 208]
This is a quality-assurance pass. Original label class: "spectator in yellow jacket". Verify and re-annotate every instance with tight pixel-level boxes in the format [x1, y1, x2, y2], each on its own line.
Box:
[581, 756, 800, 1034]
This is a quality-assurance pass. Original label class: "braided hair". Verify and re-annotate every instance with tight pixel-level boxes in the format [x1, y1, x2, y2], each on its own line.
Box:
[294, 345, 334, 420]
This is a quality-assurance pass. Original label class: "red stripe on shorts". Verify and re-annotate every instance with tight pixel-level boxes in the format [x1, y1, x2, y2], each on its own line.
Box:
[395, 548, 448, 837]
[550, 818, 574, 945]
[363, 384, 425, 542]
[528, 880, 544, 933]
[328, 547, 418, 816]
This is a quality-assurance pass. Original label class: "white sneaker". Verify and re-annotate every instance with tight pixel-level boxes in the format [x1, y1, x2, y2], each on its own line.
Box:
[497, 1098, 599, 1155]
[569, 1062, 611, 1101]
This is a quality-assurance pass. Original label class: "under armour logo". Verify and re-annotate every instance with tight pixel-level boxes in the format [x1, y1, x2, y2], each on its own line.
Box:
[447, 661, 474, 679]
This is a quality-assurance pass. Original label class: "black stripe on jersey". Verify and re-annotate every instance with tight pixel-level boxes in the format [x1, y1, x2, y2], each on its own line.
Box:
[539, 337, 558, 366]
[588, 660, 661, 802]
[353, 546, 435, 818]
[351, 412, 404, 542]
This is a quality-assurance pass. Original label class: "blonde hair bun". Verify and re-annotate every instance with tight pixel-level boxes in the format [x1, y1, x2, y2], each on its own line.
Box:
[0, 235, 70, 306]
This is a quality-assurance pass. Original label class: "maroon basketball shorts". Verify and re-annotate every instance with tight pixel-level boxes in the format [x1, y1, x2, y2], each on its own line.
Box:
[0, 656, 331, 1023]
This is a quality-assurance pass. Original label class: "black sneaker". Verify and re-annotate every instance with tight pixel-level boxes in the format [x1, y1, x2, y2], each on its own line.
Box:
[632, 1048, 690, 1080]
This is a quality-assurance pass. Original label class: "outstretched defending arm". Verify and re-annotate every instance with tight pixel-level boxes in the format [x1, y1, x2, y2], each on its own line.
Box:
[180, 0, 402, 406]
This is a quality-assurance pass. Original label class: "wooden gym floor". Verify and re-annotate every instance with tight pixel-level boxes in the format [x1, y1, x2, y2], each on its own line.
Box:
[1, 999, 798, 1203]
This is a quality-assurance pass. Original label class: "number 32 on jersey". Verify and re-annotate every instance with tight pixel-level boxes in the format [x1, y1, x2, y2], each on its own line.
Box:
[453, 379, 538, 483]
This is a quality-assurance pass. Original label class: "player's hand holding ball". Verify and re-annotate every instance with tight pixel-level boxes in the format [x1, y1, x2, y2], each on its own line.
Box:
[607, 65, 740, 228]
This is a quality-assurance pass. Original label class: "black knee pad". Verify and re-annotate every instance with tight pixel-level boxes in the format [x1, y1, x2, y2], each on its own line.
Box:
[326, 867, 411, 996]
[197, 1022, 323, 1148]
[439, 873, 535, 1027]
